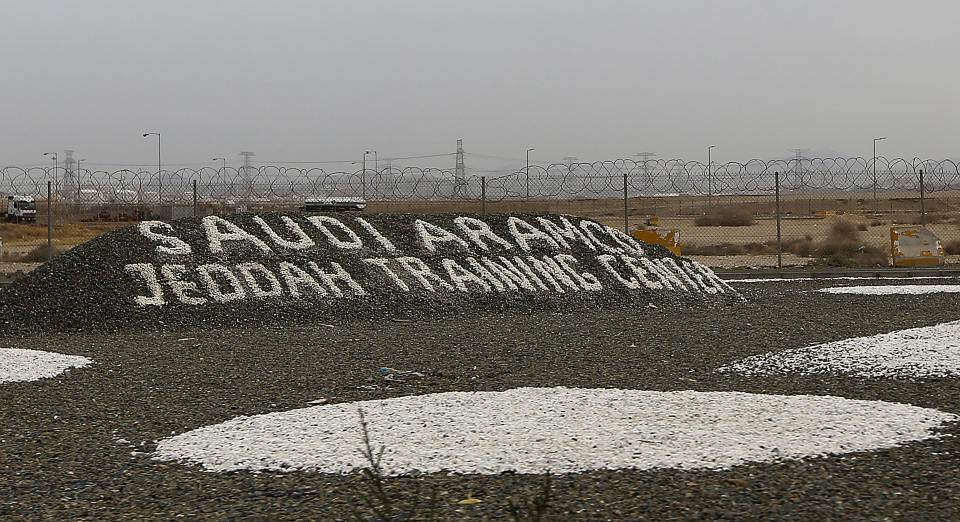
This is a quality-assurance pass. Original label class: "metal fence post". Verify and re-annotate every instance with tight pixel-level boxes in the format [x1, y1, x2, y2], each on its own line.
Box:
[623, 171, 629, 233]
[775, 171, 782, 269]
[481, 176, 487, 215]
[47, 181, 53, 261]
[193, 179, 198, 217]
[919, 169, 926, 227]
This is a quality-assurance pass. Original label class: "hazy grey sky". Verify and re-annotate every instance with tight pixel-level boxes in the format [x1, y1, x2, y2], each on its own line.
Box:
[3, 0, 957, 168]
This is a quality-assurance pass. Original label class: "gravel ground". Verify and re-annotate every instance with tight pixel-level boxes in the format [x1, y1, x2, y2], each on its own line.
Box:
[3, 277, 960, 519]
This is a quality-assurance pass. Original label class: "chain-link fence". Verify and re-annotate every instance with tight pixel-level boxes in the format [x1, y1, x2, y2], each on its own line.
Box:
[2, 157, 958, 268]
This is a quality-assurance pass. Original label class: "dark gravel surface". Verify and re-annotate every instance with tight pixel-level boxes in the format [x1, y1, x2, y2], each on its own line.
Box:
[2, 278, 960, 519]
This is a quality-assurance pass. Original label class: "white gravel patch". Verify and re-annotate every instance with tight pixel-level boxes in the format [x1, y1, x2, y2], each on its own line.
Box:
[0, 348, 92, 384]
[153, 387, 956, 475]
[817, 285, 960, 295]
[719, 320, 960, 378]
[728, 277, 955, 283]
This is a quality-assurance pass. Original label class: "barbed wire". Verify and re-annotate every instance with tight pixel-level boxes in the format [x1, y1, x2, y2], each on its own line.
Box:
[0, 157, 955, 204]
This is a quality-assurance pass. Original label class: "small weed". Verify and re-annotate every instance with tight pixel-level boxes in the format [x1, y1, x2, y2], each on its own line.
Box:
[351, 408, 437, 522]
[856, 223, 868, 231]
[944, 240, 960, 255]
[508, 473, 552, 522]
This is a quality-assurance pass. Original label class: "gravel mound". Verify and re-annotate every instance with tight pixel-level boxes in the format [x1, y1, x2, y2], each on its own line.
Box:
[719, 320, 960, 378]
[153, 387, 957, 475]
[0, 212, 737, 333]
[818, 285, 960, 295]
[0, 348, 91, 384]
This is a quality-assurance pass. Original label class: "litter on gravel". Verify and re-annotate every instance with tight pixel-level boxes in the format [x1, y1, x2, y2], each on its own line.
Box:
[152, 387, 956, 475]
[719, 320, 960, 378]
[816, 285, 960, 295]
[0, 348, 92, 384]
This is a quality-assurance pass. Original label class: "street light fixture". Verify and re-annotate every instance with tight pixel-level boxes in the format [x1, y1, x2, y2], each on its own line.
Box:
[526, 147, 535, 200]
[43, 152, 58, 195]
[707, 145, 717, 210]
[872, 137, 886, 215]
[143, 132, 161, 202]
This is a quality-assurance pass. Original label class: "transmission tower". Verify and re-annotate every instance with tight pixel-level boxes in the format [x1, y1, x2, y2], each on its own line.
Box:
[788, 148, 807, 177]
[240, 151, 255, 197]
[453, 138, 467, 198]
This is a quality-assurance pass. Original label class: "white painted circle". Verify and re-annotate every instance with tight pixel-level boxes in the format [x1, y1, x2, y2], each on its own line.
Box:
[153, 387, 956, 475]
[818, 285, 960, 295]
[0, 348, 92, 384]
[720, 320, 960, 379]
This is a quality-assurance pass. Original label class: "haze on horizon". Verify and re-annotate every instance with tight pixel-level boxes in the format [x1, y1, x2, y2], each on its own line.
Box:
[2, 0, 957, 170]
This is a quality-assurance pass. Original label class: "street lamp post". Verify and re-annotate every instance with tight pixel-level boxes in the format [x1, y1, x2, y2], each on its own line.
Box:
[143, 132, 161, 203]
[76, 158, 85, 201]
[43, 152, 58, 191]
[707, 145, 716, 211]
[872, 137, 886, 215]
[212, 157, 226, 199]
[525, 148, 535, 200]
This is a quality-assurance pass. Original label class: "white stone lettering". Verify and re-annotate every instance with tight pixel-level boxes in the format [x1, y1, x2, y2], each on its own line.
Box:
[554, 254, 603, 291]
[307, 216, 363, 250]
[578, 220, 621, 253]
[278, 262, 328, 297]
[508, 217, 561, 252]
[138, 221, 192, 255]
[507, 256, 548, 291]
[308, 261, 367, 297]
[354, 217, 397, 253]
[481, 257, 535, 291]
[125, 263, 166, 306]
[691, 261, 733, 294]
[526, 256, 579, 292]
[536, 216, 596, 251]
[236, 262, 283, 298]
[362, 258, 409, 291]
[604, 226, 646, 256]
[620, 255, 664, 290]
[643, 258, 684, 290]
[465, 257, 507, 291]
[161, 264, 208, 305]
[197, 264, 247, 303]
[442, 259, 492, 293]
[659, 258, 701, 292]
[202, 216, 273, 255]
[396, 257, 454, 292]
[454, 217, 514, 251]
[415, 220, 470, 252]
[254, 216, 316, 250]
[597, 254, 642, 290]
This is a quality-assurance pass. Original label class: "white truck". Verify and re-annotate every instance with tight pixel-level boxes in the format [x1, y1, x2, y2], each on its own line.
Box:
[6, 195, 37, 223]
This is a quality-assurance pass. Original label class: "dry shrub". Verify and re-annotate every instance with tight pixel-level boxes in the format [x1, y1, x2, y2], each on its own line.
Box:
[816, 244, 888, 267]
[783, 237, 814, 257]
[828, 220, 860, 242]
[944, 240, 960, 255]
[870, 220, 884, 227]
[856, 223, 868, 231]
[694, 207, 755, 227]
